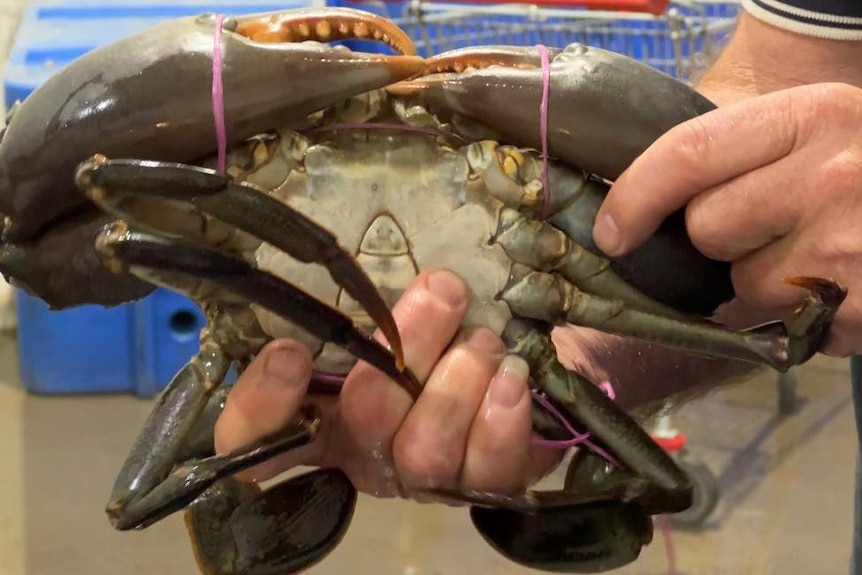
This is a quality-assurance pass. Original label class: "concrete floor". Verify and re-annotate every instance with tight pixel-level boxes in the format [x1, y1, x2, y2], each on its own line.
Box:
[0, 338, 857, 575]
[0, 2, 859, 574]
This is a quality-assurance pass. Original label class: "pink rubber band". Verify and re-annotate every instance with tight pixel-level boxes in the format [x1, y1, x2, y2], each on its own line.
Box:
[535, 44, 551, 221]
[530, 381, 620, 467]
[599, 380, 616, 400]
[212, 14, 227, 174]
[655, 515, 678, 575]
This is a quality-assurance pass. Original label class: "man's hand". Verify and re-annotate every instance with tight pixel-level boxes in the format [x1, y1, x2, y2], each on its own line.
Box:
[213, 269, 561, 498]
[592, 82, 862, 356]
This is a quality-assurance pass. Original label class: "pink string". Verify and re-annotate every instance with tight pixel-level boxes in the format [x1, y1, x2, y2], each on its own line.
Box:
[212, 14, 227, 174]
[535, 44, 551, 221]
[655, 515, 678, 575]
[529, 381, 620, 466]
[311, 122, 468, 145]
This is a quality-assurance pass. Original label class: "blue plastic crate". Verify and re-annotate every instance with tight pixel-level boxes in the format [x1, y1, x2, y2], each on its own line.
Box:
[5, 0, 315, 397]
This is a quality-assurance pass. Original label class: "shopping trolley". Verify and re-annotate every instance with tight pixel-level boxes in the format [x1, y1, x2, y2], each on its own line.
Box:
[336, 0, 741, 82]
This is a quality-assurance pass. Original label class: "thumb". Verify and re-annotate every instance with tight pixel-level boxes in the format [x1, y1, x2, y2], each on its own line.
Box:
[214, 339, 314, 481]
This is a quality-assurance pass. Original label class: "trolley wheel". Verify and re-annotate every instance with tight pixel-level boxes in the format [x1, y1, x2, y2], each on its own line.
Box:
[669, 454, 719, 530]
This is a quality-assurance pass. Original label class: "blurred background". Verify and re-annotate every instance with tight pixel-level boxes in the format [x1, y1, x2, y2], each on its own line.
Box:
[0, 0, 857, 574]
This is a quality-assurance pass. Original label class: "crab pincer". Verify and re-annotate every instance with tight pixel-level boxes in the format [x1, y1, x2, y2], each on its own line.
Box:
[76, 153, 411, 374]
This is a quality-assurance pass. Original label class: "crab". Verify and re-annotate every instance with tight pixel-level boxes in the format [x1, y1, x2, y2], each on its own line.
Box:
[0, 7, 846, 575]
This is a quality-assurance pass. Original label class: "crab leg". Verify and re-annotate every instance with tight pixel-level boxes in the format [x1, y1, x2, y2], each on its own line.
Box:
[500, 264, 845, 371]
[462, 140, 844, 367]
[464, 138, 736, 318]
[510, 319, 692, 511]
[111, 405, 321, 531]
[105, 341, 354, 574]
[94, 221, 421, 397]
[76, 155, 406, 372]
[414, 318, 687, 573]
[104, 329, 323, 528]
[488, 202, 689, 320]
[106, 338, 232, 527]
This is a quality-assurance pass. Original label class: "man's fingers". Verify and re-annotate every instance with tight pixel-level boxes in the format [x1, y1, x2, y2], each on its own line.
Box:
[683, 154, 803, 261]
[460, 354, 557, 493]
[336, 268, 471, 493]
[393, 327, 505, 490]
[593, 88, 803, 257]
[213, 339, 316, 482]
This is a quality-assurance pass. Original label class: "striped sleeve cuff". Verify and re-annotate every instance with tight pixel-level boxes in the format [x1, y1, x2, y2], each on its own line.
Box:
[741, 0, 862, 40]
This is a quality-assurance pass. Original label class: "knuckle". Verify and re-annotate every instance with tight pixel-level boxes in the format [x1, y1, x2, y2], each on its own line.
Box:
[818, 150, 862, 190]
[684, 193, 738, 262]
[811, 83, 860, 116]
[685, 198, 721, 257]
[393, 428, 462, 486]
[667, 116, 714, 172]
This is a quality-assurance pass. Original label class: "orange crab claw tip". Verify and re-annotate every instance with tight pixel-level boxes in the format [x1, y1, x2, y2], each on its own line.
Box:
[380, 55, 428, 82]
[232, 8, 420, 56]
[385, 78, 437, 96]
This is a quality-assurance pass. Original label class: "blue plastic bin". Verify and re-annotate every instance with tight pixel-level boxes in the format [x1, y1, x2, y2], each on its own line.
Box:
[4, 0, 315, 397]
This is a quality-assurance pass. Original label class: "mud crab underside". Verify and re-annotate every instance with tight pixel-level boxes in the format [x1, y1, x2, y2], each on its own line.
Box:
[0, 7, 847, 575]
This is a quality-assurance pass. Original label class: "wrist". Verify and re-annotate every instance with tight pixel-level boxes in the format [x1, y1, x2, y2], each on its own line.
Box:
[697, 11, 862, 103]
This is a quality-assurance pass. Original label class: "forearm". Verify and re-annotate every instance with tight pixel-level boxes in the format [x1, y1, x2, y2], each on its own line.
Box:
[698, 9, 862, 104]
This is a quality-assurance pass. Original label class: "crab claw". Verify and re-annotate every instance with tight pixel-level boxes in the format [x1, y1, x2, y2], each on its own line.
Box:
[388, 43, 715, 182]
[0, 8, 424, 308]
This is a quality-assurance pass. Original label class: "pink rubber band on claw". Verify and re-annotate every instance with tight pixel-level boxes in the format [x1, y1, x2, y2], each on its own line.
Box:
[212, 14, 227, 174]
[535, 44, 551, 221]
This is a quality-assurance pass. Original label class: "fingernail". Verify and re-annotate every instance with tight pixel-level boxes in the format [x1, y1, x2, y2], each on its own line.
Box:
[488, 355, 529, 408]
[464, 327, 506, 354]
[263, 345, 309, 386]
[593, 213, 621, 256]
[427, 269, 468, 307]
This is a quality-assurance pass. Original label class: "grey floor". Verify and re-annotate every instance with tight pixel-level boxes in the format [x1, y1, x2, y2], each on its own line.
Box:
[0, 340, 856, 575]
[0, 2, 859, 574]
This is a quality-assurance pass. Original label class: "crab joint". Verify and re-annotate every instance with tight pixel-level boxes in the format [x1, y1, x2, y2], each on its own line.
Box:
[465, 142, 544, 211]
[499, 264, 625, 327]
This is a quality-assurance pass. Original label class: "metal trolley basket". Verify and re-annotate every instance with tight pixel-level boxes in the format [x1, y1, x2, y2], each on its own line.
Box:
[340, 0, 742, 82]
